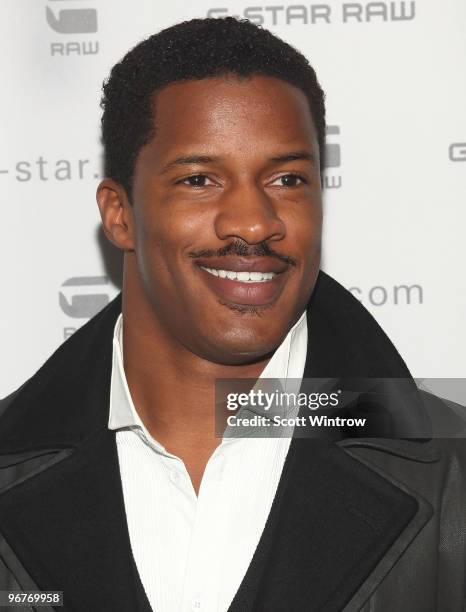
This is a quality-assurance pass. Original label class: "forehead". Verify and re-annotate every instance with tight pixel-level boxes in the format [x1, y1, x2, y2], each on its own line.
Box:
[148, 75, 318, 155]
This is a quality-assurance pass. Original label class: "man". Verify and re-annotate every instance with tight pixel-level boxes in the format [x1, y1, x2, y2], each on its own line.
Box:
[0, 17, 465, 612]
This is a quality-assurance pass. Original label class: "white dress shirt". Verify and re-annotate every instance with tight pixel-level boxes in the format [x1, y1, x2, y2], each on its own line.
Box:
[108, 310, 308, 612]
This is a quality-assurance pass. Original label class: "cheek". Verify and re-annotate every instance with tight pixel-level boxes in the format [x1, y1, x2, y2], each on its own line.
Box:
[134, 201, 212, 287]
[285, 205, 322, 309]
[283, 201, 322, 262]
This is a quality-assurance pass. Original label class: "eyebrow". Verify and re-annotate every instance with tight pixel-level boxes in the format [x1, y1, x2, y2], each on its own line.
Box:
[160, 150, 316, 174]
[160, 155, 219, 173]
[269, 150, 316, 165]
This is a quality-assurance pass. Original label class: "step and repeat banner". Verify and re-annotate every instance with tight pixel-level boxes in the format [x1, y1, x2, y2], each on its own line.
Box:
[1, 0, 465, 397]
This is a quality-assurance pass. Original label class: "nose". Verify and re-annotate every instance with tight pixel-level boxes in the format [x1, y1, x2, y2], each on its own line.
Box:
[214, 181, 286, 245]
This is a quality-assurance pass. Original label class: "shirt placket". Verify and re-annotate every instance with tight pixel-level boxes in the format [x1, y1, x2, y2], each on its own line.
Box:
[180, 447, 227, 612]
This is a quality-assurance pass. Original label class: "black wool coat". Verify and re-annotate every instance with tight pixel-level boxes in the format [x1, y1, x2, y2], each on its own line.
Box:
[0, 271, 465, 611]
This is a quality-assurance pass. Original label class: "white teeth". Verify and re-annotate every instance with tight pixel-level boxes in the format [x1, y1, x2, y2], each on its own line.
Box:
[200, 266, 277, 282]
[249, 272, 264, 282]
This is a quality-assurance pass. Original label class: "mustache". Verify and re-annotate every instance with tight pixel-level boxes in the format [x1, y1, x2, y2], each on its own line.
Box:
[188, 239, 297, 267]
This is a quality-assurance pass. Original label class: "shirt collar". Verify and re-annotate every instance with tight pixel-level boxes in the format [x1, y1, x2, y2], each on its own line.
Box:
[108, 314, 147, 431]
[108, 310, 308, 433]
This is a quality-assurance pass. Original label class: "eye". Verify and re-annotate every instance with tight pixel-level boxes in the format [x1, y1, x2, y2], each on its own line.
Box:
[178, 174, 216, 187]
[270, 173, 308, 187]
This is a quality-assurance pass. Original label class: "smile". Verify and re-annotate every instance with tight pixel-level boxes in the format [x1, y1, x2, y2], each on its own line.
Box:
[200, 266, 276, 282]
[196, 261, 289, 307]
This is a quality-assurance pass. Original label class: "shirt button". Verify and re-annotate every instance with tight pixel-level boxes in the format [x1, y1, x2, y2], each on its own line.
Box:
[192, 598, 202, 610]
[169, 470, 180, 484]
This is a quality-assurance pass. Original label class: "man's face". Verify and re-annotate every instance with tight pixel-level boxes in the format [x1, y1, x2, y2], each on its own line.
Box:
[129, 75, 322, 365]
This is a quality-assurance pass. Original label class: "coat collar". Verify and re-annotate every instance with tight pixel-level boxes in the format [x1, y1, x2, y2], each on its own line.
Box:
[0, 271, 435, 611]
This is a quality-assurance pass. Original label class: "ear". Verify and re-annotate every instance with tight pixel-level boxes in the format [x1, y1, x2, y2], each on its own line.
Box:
[96, 179, 135, 251]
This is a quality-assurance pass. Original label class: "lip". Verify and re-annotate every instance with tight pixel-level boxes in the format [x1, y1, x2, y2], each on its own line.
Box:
[195, 261, 290, 307]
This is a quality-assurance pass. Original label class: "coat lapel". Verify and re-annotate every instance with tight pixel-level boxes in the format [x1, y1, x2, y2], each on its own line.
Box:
[0, 429, 151, 611]
[228, 437, 432, 611]
[0, 295, 151, 610]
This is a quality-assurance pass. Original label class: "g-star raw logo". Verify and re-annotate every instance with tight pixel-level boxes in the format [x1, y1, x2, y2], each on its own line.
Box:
[46, 0, 99, 57]
[449, 143, 466, 162]
[324, 125, 342, 190]
[46, 5, 97, 33]
[207, 2, 415, 25]
[60, 276, 110, 338]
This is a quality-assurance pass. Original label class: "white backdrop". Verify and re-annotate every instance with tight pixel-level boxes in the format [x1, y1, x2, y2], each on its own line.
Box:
[1, 0, 465, 398]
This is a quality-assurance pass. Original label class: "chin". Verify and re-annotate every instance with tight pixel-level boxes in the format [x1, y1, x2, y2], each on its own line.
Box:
[197, 322, 285, 366]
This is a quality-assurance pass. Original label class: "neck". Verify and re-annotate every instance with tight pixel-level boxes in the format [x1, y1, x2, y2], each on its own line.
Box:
[121, 266, 273, 456]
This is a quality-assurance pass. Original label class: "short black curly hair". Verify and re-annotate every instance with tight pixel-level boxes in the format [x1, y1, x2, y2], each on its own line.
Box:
[101, 17, 326, 197]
